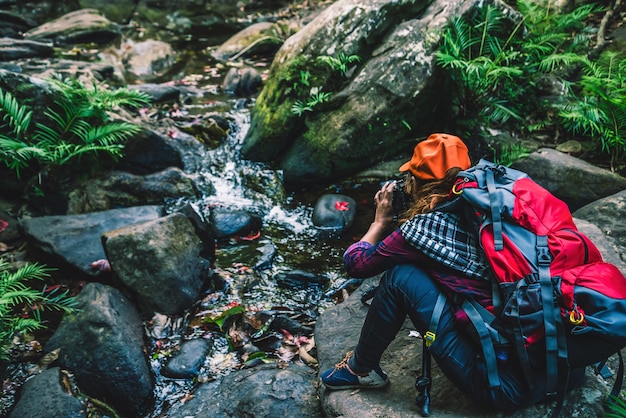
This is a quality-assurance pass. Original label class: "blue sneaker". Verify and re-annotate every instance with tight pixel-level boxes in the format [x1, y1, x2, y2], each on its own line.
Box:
[320, 351, 389, 390]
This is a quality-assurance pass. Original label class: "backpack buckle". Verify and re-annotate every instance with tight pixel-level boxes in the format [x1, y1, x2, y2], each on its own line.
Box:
[537, 246, 552, 265]
[568, 308, 585, 325]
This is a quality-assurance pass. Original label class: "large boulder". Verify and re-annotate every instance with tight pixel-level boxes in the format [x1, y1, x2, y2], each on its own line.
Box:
[511, 148, 626, 211]
[165, 363, 322, 417]
[24, 9, 121, 46]
[8, 367, 86, 418]
[120, 39, 177, 83]
[241, 0, 483, 188]
[67, 167, 200, 214]
[102, 212, 209, 316]
[44, 283, 154, 418]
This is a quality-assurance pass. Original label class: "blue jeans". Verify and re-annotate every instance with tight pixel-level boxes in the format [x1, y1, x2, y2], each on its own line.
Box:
[351, 264, 583, 411]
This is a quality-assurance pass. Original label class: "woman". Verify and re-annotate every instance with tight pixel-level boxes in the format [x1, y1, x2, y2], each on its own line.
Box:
[319, 133, 583, 411]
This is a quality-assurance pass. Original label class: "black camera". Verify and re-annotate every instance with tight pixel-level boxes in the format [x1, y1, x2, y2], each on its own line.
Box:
[391, 178, 410, 220]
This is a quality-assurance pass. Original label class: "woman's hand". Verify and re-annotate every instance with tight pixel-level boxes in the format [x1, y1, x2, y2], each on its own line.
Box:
[373, 181, 396, 225]
[359, 181, 397, 245]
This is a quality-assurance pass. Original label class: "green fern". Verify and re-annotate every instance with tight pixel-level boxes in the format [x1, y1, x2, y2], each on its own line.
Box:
[434, 0, 604, 137]
[436, 5, 525, 128]
[317, 53, 361, 77]
[555, 51, 626, 171]
[606, 391, 626, 418]
[0, 89, 32, 135]
[0, 74, 151, 182]
[0, 259, 77, 359]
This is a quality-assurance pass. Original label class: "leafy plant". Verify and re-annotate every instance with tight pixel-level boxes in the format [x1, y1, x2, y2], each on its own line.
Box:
[434, 0, 602, 135]
[0, 259, 77, 359]
[289, 52, 361, 117]
[0, 74, 151, 181]
[202, 304, 245, 330]
[491, 143, 530, 166]
[435, 5, 525, 130]
[605, 391, 626, 418]
[554, 51, 626, 171]
[317, 53, 361, 77]
[291, 87, 332, 116]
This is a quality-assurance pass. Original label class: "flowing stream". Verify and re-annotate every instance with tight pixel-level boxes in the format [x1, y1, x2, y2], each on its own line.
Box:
[146, 59, 379, 415]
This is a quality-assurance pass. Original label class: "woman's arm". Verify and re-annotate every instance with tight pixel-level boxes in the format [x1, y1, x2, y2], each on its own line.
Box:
[344, 229, 427, 278]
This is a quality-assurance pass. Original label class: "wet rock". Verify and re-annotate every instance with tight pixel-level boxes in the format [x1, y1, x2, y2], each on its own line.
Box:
[0, 38, 54, 61]
[175, 203, 217, 267]
[67, 167, 199, 214]
[212, 21, 285, 62]
[510, 148, 626, 211]
[165, 363, 322, 418]
[8, 367, 86, 418]
[0, 69, 58, 120]
[18, 205, 163, 277]
[162, 338, 214, 379]
[44, 282, 154, 418]
[0, 11, 37, 37]
[31, 59, 116, 82]
[253, 238, 278, 271]
[117, 129, 187, 175]
[269, 314, 314, 336]
[129, 83, 181, 104]
[102, 212, 209, 316]
[209, 207, 263, 240]
[175, 114, 231, 148]
[275, 269, 329, 289]
[240, 166, 287, 205]
[311, 194, 356, 236]
[222, 66, 263, 96]
[24, 9, 121, 46]
[121, 39, 177, 83]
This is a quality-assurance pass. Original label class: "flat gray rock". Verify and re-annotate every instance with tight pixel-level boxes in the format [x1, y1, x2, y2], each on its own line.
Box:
[19, 205, 163, 276]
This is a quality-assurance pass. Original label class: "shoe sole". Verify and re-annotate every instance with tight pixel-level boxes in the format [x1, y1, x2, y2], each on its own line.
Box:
[320, 378, 390, 390]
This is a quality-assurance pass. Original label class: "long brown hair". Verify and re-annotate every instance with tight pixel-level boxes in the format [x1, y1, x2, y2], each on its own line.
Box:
[398, 167, 462, 222]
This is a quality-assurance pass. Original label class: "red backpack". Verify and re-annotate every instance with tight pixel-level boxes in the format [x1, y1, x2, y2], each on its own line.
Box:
[446, 160, 626, 412]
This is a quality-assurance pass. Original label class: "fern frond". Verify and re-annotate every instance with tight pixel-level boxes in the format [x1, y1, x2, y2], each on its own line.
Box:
[10, 262, 51, 282]
[0, 289, 45, 309]
[484, 101, 524, 124]
[72, 122, 141, 147]
[538, 52, 586, 73]
[92, 88, 151, 111]
[0, 89, 32, 135]
[555, 4, 603, 32]
[2, 317, 43, 335]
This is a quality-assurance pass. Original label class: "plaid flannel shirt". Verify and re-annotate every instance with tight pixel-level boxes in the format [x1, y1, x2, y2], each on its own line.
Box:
[399, 211, 494, 282]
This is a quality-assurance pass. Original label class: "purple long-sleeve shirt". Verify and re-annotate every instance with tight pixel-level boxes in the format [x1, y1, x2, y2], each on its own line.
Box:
[344, 229, 493, 311]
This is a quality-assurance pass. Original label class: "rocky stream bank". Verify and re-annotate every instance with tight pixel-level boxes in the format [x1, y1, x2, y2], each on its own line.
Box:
[0, 1, 626, 417]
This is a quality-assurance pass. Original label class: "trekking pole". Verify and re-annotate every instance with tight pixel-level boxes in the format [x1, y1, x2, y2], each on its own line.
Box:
[415, 339, 432, 417]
